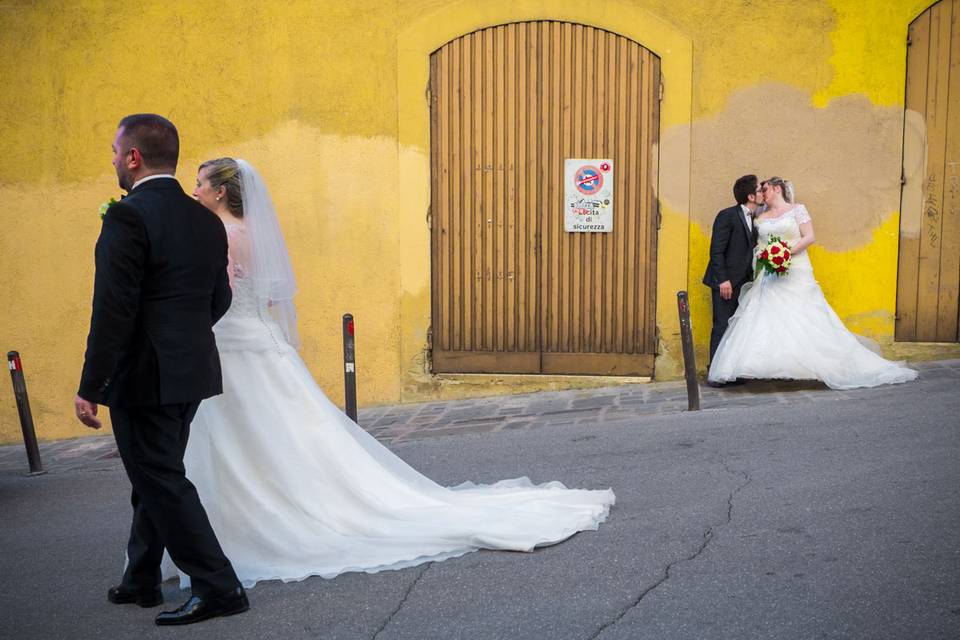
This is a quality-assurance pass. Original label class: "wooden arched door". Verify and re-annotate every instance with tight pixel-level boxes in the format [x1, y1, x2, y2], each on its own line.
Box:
[897, 0, 960, 342]
[429, 21, 661, 374]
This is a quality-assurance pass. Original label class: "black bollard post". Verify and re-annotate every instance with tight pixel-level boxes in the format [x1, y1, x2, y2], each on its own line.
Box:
[7, 351, 46, 475]
[342, 314, 358, 423]
[676, 292, 701, 411]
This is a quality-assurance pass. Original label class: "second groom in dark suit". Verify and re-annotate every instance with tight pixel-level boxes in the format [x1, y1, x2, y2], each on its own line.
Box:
[702, 174, 764, 367]
[74, 113, 248, 625]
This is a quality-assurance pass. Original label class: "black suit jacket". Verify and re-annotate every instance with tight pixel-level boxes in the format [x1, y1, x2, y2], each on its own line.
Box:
[702, 204, 757, 289]
[79, 177, 231, 407]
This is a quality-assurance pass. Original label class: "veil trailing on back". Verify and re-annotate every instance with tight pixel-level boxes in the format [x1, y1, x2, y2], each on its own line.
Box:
[235, 159, 300, 348]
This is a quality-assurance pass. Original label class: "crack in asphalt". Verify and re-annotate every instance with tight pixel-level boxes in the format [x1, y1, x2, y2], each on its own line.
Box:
[588, 462, 752, 639]
[371, 562, 432, 640]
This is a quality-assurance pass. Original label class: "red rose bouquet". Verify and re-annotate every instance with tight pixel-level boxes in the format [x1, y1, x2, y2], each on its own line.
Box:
[756, 235, 792, 276]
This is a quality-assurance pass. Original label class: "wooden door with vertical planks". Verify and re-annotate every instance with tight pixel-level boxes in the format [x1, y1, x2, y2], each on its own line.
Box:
[430, 21, 660, 374]
[897, 0, 960, 342]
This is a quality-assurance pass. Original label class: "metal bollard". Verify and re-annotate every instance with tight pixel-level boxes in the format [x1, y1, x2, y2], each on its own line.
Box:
[342, 314, 358, 423]
[7, 351, 46, 475]
[676, 292, 701, 411]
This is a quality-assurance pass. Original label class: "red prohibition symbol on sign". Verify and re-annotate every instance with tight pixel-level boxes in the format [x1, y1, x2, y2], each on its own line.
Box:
[574, 165, 604, 195]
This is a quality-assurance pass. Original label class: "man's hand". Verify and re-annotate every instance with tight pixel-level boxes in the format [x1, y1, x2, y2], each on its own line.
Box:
[718, 280, 733, 300]
[74, 395, 102, 429]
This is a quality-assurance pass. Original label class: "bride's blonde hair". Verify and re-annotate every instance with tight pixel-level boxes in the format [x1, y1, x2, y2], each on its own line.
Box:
[763, 176, 794, 203]
[199, 157, 244, 217]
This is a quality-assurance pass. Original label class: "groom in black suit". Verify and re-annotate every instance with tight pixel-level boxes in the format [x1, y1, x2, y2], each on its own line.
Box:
[702, 174, 763, 368]
[74, 114, 248, 625]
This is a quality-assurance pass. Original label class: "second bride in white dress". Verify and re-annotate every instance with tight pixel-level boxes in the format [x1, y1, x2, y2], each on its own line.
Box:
[162, 158, 614, 588]
[707, 177, 917, 390]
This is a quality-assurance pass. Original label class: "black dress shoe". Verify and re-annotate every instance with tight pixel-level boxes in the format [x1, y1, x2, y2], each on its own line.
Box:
[155, 587, 249, 626]
[107, 584, 163, 608]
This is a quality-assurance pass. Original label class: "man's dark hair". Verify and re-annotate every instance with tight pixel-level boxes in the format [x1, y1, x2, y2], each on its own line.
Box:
[117, 114, 179, 171]
[733, 174, 758, 205]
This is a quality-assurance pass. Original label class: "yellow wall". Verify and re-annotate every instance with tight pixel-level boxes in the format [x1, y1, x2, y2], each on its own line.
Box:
[1, 0, 957, 444]
[680, 0, 960, 367]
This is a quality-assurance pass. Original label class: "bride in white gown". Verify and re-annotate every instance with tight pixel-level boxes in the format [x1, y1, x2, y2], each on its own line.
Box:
[161, 158, 614, 589]
[707, 177, 917, 390]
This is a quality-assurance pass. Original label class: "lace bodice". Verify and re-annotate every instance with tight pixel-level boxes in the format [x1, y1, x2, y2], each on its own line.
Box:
[756, 204, 811, 245]
[222, 223, 265, 320]
[225, 269, 264, 319]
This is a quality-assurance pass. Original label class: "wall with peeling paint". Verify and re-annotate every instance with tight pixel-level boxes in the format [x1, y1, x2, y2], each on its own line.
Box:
[680, 0, 957, 363]
[1, 0, 956, 444]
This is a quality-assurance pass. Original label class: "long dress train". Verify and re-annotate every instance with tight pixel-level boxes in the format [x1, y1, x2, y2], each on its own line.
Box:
[707, 205, 917, 390]
[162, 227, 614, 588]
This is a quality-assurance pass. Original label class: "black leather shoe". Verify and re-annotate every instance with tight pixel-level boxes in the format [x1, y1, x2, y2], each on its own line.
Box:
[155, 587, 249, 626]
[107, 584, 163, 608]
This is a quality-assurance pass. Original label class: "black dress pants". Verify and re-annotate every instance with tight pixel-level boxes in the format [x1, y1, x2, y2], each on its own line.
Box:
[110, 402, 239, 598]
[709, 281, 746, 365]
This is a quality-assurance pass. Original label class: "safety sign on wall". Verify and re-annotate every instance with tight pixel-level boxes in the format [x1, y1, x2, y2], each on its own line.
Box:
[564, 159, 614, 232]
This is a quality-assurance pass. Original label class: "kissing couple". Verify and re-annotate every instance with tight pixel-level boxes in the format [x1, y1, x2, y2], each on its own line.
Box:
[702, 174, 916, 390]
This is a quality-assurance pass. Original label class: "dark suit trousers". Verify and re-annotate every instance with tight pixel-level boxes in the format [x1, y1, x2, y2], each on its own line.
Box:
[709, 281, 747, 364]
[110, 402, 239, 598]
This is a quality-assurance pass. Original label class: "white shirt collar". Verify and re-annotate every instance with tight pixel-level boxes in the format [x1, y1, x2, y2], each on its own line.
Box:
[740, 204, 753, 230]
[130, 173, 176, 191]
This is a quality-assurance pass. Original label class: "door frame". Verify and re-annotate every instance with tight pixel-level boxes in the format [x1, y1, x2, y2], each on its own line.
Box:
[896, 0, 960, 343]
[428, 23, 662, 376]
[397, 0, 693, 389]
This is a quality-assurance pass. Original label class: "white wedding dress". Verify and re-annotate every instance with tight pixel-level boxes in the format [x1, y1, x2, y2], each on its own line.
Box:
[161, 224, 614, 589]
[707, 205, 917, 390]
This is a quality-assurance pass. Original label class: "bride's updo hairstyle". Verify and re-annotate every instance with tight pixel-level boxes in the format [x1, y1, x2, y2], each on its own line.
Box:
[199, 157, 244, 218]
[764, 176, 795, 203]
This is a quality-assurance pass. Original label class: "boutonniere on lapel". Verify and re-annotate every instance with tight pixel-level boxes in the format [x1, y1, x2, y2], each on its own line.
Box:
[99, 197, 118, 220]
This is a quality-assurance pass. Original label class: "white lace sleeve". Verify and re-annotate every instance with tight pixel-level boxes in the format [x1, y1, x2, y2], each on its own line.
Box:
[795, 204, 812, 224]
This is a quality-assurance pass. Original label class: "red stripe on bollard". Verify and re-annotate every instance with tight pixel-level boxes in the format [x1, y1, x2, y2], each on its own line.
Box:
[6, 351, 45, 475]
[342, 315, 358, 423]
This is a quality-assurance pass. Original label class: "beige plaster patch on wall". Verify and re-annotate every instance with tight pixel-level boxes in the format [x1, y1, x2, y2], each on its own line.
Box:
[663, 83, 904, 252]
[0, 122, 404, 443]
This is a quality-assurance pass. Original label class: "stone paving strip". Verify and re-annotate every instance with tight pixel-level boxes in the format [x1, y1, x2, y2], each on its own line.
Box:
[2, 359, 957, 474]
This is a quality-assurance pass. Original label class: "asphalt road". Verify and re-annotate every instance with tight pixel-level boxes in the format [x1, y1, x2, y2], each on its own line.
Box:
[1, 372, 958, 639]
